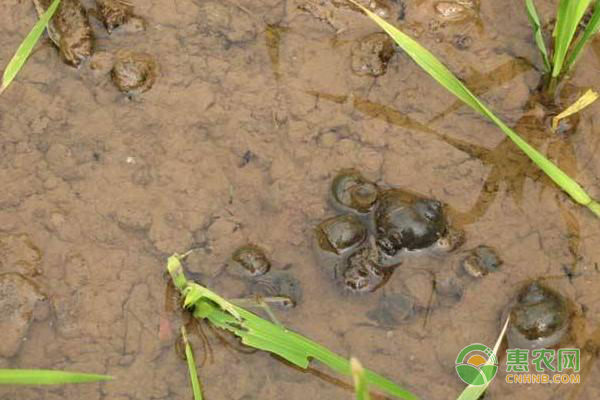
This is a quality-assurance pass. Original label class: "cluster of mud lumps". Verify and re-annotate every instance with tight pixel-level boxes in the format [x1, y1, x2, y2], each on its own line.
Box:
[32, 0, 156, 94]
[315, 169, 460, 293]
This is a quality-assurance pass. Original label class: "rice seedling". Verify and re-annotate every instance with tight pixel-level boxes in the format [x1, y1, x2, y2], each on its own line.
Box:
[0, 0, 61, 94]
[347, 0, 600, 219]
[351, 357, 371, 400]
[181, 325, 204, 400]
[166, 252, 418, 400]
[0, 369, 112, 385]
[525, 0, 600, 92]
[455, 316, 510, 400]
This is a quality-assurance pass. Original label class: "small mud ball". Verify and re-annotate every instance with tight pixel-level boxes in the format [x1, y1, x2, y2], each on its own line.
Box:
[231, 245, 271, 277]
[452, 34, 473, 50]
[111, 51, 157, 94]
[315, 214, 367, 256]
[350, 32, 395, 77]
[343, 245, 386, 293]
[460, 245, 502, 278]
[375, 190, 447, 256]
[507, 282, 571, 350]
[330, 169, 379, 213]
[435, 227, 465, 253]
[97, 0, 134, 33]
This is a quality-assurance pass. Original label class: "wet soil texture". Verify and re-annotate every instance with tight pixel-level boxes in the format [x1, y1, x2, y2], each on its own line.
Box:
[1, 0, 600, 399]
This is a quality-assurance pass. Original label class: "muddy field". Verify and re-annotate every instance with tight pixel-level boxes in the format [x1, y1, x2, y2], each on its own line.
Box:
[1, 0, 600, 399]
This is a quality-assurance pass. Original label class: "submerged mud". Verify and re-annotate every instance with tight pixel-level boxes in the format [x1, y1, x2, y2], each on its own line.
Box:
[1, 0, 600, 399]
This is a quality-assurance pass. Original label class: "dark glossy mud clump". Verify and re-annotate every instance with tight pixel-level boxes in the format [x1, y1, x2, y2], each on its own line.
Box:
[350, 32, 395, 77]
[96, 0, 145, 33]
[315, 214, 367, 255]
[375, 190, 447, 256]
[507, 282, 571, 349]
[330, 169, 379, 213]
[0, 273, 46, 358]
[33, 0, 94, 66]
[111, 51, 157, 94]
[231, 245, 271, 277]
[315, 170, 456, 293]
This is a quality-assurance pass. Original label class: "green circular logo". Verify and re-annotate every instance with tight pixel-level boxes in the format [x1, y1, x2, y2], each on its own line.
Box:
[455, 343, 498, 386]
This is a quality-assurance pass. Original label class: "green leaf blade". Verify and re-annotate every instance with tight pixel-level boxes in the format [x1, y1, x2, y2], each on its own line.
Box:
[524, 0, 551, 72]
[0, 369, 112, 385]
[352, 358, 371, 400]
[564, 0, 600, 72]
[348, 0, 598, 215]
[0, 0, 61, 94]
[173, 256, 418, 399]
[552, 0, 592, 77]
[181, 326, 203, 400]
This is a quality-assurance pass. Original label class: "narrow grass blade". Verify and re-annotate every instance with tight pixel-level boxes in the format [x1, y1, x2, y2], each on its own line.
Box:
[456, 316, 510, 400]
[351, 357, 371, 400]
[202, 295, 417, 399]
[525, 0, 551, 72]
[348, 0, 600, 218]
[564, 0, 600, 72]
[181, 326, 203, 400]
[551, 0, 592, 78]
[552, 89, 599, 130]
[167, 256, 418, 399]
[0, 369, 112, 385]
[0, 0, 61, 94]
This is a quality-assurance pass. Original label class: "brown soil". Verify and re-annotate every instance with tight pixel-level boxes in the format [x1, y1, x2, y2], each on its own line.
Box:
[1, 0, 600, 399]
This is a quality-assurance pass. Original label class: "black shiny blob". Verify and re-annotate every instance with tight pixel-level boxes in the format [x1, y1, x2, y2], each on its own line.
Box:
[315, 214, 367, 256]
[508, 282, 571, 349]
[375, 190, 447, 255]
[330, 169, 379, 213]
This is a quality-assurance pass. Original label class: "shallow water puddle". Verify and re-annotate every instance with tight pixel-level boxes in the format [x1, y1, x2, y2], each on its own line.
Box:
[1, 0, 600, 399]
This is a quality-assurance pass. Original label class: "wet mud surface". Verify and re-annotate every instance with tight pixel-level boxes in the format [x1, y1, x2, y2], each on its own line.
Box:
[1, 0, 600, 399]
